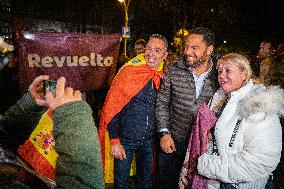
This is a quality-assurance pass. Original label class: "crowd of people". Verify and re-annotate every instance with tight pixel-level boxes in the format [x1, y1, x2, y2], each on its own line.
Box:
[0, 27, 283, 189]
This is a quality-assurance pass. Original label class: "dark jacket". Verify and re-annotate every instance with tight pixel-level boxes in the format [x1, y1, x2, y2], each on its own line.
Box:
[155, 58, 218, 143]
[0, 92, 104, 189]
[264, 53, 284, 88]
[0, 92, 46, 151]
[108, 80, 157, 141]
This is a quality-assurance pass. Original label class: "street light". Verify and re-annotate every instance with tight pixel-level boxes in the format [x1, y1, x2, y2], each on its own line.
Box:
[118, 0, 131, 59]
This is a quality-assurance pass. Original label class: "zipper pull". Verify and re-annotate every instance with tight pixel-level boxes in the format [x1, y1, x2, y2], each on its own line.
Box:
[147, 116, 149, 125]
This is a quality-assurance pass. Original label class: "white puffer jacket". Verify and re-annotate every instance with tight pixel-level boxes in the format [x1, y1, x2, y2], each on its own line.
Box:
[197, 80, 283, 189]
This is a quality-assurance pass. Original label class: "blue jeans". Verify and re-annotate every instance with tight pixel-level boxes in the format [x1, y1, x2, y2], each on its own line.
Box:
[114, 138, 154, 189]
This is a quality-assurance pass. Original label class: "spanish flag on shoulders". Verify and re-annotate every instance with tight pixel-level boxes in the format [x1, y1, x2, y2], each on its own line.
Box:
[98, 53, 164, 183]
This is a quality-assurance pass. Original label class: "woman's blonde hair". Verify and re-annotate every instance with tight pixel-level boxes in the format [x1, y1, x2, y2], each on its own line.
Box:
[217, 53, 252, 85]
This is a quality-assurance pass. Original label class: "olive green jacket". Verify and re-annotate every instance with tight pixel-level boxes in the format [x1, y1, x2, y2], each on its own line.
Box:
[0, 92, 104, 189]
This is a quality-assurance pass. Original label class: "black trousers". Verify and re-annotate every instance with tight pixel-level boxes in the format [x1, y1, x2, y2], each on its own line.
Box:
[157, 141, 187, 189]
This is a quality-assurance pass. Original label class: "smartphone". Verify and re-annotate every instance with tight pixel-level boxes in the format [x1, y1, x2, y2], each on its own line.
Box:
[43, 80, 56, 93]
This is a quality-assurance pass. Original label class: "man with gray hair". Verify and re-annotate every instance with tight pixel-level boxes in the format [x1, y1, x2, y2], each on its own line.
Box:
[99, 34, 168, 189]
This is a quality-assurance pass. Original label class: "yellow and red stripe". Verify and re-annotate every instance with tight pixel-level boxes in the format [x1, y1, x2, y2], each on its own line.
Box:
[18, 110, 58, 180]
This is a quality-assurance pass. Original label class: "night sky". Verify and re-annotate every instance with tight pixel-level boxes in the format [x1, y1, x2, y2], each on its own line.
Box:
[11, 0, 284, 53]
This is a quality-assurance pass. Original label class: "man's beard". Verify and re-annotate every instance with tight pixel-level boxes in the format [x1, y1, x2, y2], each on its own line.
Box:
[185, 55, 207, 68]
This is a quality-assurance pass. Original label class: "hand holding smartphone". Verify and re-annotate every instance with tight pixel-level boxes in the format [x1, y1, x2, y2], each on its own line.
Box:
[45, 77, 82, 110]
[43, 80, 56, 93]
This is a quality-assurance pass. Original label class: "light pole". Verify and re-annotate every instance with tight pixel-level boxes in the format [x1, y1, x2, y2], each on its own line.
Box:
[118, 0, 130, 59]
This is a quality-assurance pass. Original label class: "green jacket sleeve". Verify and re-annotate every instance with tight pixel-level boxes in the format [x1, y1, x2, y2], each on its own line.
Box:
[0, 92, 46, 151]
[52, 101, 104, 189]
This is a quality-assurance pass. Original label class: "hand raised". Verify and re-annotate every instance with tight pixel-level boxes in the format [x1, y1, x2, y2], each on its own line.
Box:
[29, 75, 49, 107]
[45, 77, 82, 111]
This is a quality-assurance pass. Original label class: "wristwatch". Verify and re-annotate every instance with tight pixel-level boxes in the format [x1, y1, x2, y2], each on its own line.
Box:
[158, 130, 171, 138]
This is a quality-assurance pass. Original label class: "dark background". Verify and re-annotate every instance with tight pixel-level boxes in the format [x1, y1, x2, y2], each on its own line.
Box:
[1, 0, 283, 53]
[0, 1, 283, 188]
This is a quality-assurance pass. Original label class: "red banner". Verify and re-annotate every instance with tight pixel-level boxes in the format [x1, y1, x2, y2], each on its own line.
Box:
[18, 32, 121, 92]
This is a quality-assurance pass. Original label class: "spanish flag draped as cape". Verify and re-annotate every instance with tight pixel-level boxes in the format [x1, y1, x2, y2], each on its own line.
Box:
[98, 53, 164, 183]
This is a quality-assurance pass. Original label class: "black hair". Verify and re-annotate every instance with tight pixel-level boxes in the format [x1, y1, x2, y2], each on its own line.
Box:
[190, 27, 215, 46]
[134, 39, 146, 47]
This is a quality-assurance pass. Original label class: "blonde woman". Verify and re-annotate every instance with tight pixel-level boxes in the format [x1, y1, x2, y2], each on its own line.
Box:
[197, 53, 283, 188]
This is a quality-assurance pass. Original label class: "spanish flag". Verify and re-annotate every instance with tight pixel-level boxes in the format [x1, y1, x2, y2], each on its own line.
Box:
[98, 53, 164, 183]
[18, 110, 58, 180]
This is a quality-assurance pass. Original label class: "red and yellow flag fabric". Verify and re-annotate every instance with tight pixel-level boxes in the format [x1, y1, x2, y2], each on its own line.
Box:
[98, 53, 164, 183]
[18, 110, 58, 180]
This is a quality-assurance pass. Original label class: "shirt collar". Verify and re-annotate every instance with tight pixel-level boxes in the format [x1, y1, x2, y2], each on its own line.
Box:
[190, 60, 213, 78]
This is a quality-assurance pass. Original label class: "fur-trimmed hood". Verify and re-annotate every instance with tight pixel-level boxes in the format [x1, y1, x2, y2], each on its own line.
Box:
[211, 80, 284, 121]
[239, 85, 284, 120]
